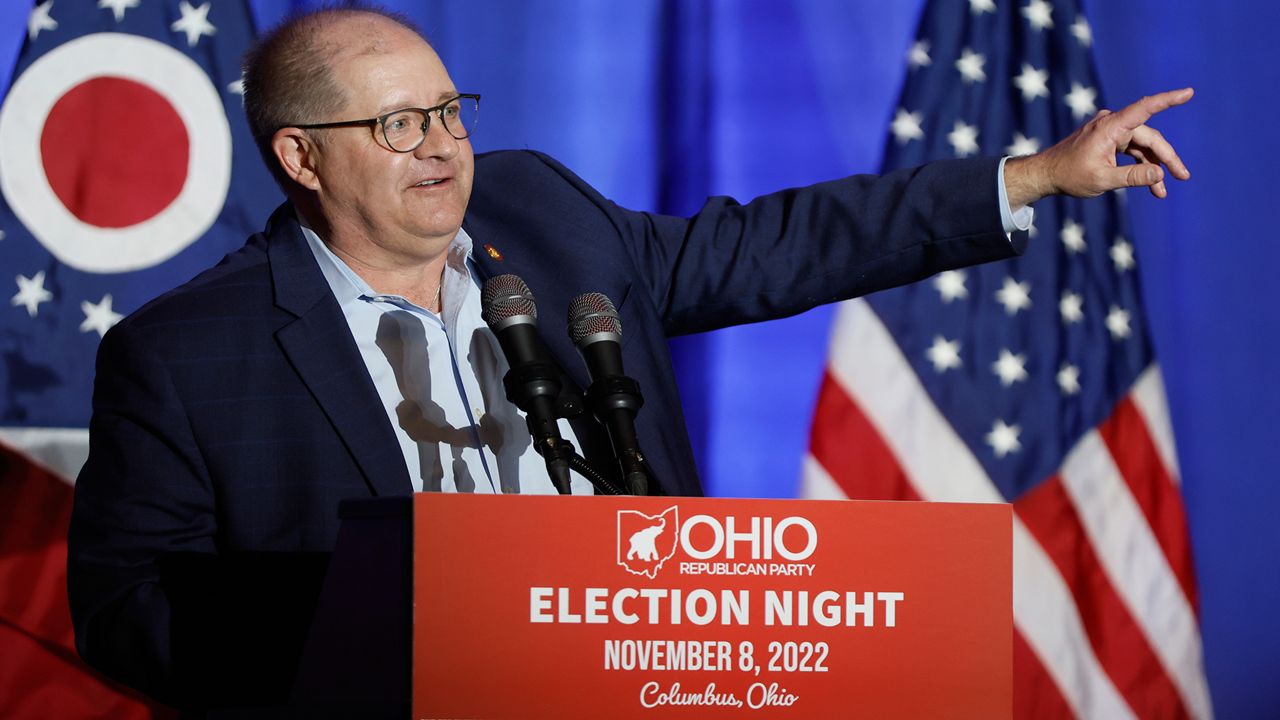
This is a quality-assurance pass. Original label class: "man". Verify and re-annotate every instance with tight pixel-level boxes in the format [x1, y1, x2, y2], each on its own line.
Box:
[67, 6, 1191, 708]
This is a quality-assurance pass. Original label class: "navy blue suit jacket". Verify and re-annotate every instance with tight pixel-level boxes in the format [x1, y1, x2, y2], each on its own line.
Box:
[68, 150, 1021, 702]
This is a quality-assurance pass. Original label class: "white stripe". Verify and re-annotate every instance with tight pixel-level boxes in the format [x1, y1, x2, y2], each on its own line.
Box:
[1012, 517, 1136, 720]
[1061, 432, 1213, 719]
[818, 298, 1132, 720]
[800, 454, 848, 500]
[1130, 366, 1182, 483]
[0, 426, 87, 482]
[824, 300, 1003, 504]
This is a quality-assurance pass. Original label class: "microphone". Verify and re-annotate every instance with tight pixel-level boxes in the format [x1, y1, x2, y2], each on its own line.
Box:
[481, 274, 573, 494]
[568, 293, 650, 496]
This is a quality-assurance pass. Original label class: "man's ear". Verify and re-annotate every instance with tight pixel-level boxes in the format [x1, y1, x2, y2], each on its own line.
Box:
[272, 127, 321, 190]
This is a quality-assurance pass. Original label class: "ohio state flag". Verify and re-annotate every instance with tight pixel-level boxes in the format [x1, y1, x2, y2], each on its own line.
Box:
[0, 2, 279, 716]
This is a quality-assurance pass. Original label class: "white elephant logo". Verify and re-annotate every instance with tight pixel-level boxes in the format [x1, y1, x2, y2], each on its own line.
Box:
[617, 506, 679, 579]
[627, 518, 667, 562]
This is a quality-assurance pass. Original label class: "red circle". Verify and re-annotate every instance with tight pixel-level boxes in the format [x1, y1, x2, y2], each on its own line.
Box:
[40, 76, 190, 228]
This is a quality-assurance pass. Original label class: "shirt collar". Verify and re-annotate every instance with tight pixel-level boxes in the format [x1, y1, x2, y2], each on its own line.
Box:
[298, 215, 476, 307]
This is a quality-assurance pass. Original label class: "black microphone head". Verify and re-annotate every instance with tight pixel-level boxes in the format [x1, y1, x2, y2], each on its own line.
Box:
[482, 274, 537, 330]
[568, 292, 622, 347]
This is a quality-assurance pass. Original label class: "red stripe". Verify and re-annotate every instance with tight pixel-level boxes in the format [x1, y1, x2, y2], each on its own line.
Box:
[1014, 627, 1075, 719]
[0, 443, 77, 646]
[1097, 397, 1199, 614]
[1015, 474, 1190, 720]
[807, 371, 920, 501]
[0, 443, 175, 719]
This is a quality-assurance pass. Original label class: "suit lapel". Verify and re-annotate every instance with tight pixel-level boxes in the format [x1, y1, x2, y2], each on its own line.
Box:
[466, 218, 583, 379]
[267, 208, 413, 497]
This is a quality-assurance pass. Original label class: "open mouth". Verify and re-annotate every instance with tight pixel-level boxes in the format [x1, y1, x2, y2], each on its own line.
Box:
[413, 178, 449, 188]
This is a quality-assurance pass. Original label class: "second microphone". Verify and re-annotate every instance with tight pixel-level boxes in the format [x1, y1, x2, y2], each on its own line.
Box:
[568, 293, 651, 496]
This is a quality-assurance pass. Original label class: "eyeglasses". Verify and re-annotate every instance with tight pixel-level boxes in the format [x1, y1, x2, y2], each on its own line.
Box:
[290, 94, 480, 153]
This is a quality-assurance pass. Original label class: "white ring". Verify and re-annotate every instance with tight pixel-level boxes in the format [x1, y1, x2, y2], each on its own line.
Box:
[0, 33, 231, 274]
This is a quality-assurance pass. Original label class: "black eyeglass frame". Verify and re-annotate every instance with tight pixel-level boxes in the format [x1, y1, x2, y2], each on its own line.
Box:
[288, 93, 481, 152]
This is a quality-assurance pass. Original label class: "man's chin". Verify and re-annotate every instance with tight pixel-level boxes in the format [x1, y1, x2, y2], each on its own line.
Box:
[407, 197, 468, 231]
[410, 219, 466, 247]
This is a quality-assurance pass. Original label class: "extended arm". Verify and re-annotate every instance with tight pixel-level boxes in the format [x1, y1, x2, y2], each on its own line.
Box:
[634, 157, 1023, 336]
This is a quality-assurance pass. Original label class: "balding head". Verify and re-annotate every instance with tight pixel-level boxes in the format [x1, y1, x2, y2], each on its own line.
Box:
[241, 6, 428, 187]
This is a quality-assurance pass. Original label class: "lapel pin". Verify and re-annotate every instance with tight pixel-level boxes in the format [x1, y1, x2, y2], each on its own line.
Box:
[484, 243, 503, 261]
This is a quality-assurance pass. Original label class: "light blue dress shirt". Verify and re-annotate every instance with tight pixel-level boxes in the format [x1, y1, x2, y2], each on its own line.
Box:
[301, 222, 591, 495]
[998, 156, 1036, 234]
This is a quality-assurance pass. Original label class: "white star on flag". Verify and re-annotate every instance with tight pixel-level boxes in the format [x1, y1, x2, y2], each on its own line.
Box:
[1059, 290, 1084, 324]
[171, 0, 217, 47]
[970, 0, 996, 15]
[1006, 132, 1042, 157]
[985, 419, 1022, 458]
[1106, 305, 1132, 340]
[1060, 217, 1086, 253]
[995, 275, 1031, 315]
[28, 1, 58, 41]
[933, 270, 969, 303]
[955, 48, 987, 84]
[80, 294, 123, 338]
[890, 108, 925, 144]
[1071, 16, 1093, 46]
[907, 40, 932, 70]
[1013, 63, 1050, 102]
[1065, 82, 1098, 120]
[926, 336, 963, 373]
[1022, 0, 1054, 31]
[12, 271, 54, 318]
[1111, 238, 1136, 271]
[947, 119, 980, 157]
[1057, 362, 1081, 395]
[992, 348, 1029, 386]
[99, 0, 140, 22]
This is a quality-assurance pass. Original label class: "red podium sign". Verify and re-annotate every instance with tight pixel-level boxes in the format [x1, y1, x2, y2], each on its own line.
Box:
[412, 494, 1010, 719]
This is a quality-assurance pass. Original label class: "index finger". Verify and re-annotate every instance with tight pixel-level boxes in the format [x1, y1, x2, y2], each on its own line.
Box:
[1130, 124, 1191, 180]
[1111, 87, 1195, 131]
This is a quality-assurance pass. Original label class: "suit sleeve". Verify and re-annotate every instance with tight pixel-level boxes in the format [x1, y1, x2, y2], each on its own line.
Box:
[67, 321, 216, 707]
[527, 151, 1025, 337]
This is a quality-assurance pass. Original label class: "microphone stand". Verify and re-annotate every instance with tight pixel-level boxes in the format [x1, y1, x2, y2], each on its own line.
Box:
[500, 360, 627, 496]
[500, 359, 572, 494]
[585, 375, 650, 496]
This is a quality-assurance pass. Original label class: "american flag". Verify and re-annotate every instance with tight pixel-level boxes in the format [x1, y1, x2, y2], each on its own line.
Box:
[804, 1, 1210, 718]
[0, 1, 277, 716]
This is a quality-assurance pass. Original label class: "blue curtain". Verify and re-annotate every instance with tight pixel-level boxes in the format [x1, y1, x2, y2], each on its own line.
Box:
[3, 1, 1278, 715]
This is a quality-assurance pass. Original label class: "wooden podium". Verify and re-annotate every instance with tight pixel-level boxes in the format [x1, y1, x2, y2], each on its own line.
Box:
[287, 494, 1011, 719]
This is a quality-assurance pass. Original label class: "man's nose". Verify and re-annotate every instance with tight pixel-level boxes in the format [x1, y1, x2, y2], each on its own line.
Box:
[413, 117, 459, 160]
